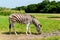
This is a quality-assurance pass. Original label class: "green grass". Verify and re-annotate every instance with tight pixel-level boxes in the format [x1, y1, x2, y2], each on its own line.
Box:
[0, 14, 60, 33]
[0, 14, 60, 40]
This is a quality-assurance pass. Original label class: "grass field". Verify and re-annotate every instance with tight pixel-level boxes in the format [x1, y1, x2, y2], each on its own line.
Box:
[0, 14, 60, 40]
[0, 14, 60, 33]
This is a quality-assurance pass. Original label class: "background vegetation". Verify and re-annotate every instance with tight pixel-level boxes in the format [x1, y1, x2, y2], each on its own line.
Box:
[12, 0, 60, 13]
[0, 0, 60, 16]
[0, 7, 25, 16]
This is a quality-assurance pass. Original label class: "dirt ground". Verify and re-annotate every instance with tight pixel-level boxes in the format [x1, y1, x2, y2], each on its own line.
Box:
[0, 31, 60, 40]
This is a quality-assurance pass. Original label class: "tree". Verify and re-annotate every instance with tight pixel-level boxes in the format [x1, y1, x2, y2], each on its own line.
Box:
[56, 1, 60, 13]
[25, 4, 38, 13]
[37, 0, 50, 13]
[11, 0, 60, 13]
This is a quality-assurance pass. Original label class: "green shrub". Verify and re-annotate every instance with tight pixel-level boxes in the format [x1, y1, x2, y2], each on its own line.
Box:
[19, 10, 26, 14]
[0, 11, 11, 16]
[0, 10, 26, 16]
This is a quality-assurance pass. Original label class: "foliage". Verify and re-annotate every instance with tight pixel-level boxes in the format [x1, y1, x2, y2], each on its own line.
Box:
[0, 8, 26, 16]
[25, 4, 38, 13]
[0, 0, 60, 13]
[19, 10, 26, 14]
[13, 0, 60, 13]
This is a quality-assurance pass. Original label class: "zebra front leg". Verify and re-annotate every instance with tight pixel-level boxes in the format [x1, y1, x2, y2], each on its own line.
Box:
[29, 28, 31, 35]
[26, 23, 31, 35]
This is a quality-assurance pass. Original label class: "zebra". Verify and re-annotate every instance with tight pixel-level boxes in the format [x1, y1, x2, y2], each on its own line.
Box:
[9, 13, 42, 35]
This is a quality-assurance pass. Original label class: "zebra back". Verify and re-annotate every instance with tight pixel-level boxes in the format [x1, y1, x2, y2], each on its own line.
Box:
[9, 13, 35, 24]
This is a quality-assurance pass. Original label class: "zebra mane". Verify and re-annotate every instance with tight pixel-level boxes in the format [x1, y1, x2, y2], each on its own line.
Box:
[30, 15, 35, 18]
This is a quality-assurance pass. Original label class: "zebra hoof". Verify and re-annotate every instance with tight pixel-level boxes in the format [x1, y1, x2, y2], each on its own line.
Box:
[15, 33, 17, 35]
[26, 34, 29, 35]
[38, 32, 41, 35]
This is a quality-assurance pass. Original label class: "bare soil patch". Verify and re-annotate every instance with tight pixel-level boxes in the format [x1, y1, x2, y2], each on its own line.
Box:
[0, 31, 60, 40]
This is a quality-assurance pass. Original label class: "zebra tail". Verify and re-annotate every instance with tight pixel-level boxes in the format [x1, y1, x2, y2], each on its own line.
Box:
[9, 18, 11, 29]
[9, 18, 11, 34]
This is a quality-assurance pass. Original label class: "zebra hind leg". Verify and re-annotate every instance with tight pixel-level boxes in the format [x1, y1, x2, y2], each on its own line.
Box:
[9, 23, 11, 34]
[12, 23, 17, 35]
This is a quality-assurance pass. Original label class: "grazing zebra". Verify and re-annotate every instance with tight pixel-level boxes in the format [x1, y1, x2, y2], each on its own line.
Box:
[9, 13, 42, 35]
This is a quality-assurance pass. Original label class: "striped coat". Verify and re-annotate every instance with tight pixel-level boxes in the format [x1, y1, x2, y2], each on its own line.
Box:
[9, 13, 33, 24]
[9, 13, 42, 35]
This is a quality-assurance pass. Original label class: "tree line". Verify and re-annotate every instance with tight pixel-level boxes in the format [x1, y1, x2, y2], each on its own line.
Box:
[12, 0, 60, 13]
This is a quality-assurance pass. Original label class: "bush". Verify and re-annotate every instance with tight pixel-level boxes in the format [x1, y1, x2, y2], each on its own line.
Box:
[0, 11, 11, 16]
[19, 10, 26, 14]
[0, 10, 26, 16]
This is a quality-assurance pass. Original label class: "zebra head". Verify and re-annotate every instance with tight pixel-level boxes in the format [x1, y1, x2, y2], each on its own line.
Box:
[36, 24, 42, 34]
[32, 18, 42, 34]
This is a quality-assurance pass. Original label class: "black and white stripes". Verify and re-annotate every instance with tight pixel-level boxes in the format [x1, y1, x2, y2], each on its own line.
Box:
[9, 13, 42, 35]
[9, 13, 33, 24]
